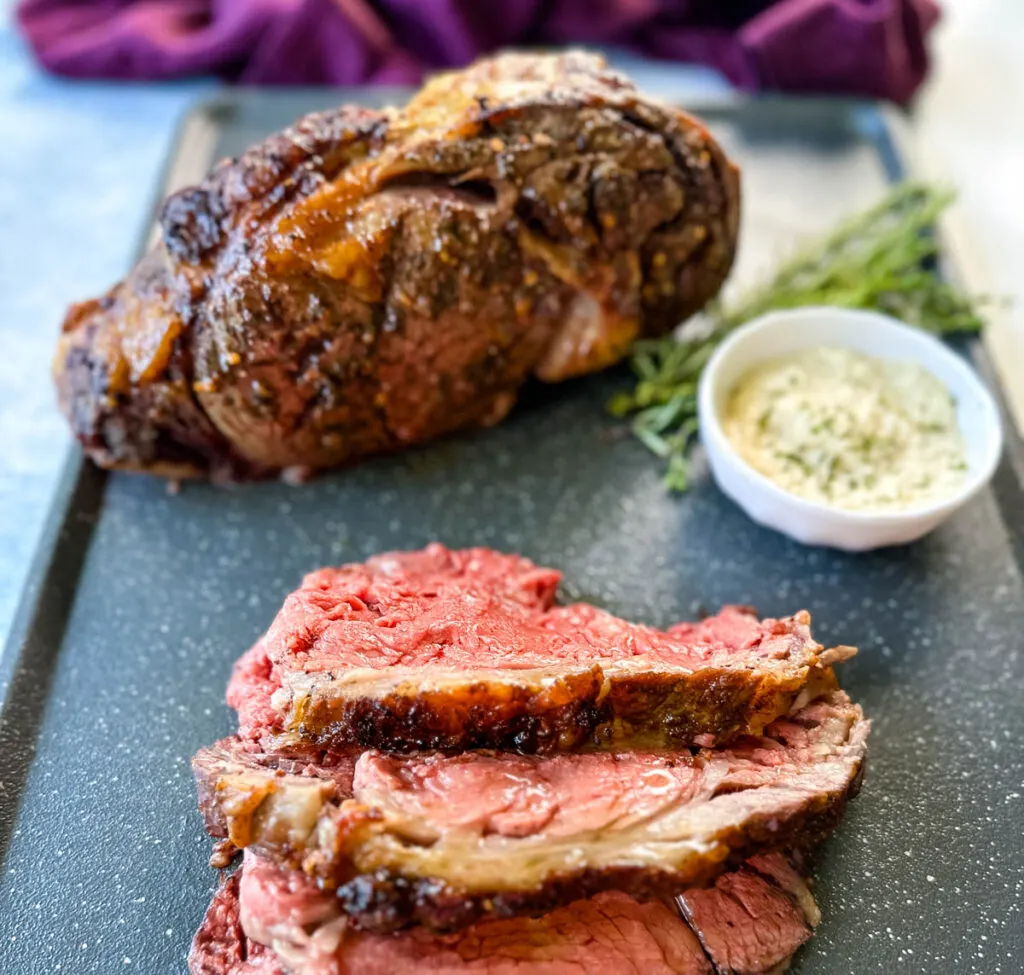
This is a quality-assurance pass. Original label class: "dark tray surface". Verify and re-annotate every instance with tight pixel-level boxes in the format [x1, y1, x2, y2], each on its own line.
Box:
[1, 91, 1022, 975]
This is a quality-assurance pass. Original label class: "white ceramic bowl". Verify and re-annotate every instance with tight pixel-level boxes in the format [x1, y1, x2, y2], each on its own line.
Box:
[698, 307, 1003, 551]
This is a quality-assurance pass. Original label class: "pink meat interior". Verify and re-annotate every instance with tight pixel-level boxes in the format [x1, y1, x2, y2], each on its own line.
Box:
[260, 544, 812, 674]
[349, 693, 857, 840]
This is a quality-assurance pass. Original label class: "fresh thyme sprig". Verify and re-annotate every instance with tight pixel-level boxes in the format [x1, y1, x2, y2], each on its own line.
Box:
[608, 182, 989, 492]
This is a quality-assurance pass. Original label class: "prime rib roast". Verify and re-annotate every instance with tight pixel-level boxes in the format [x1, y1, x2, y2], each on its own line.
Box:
[53, 51, 740, 482]
[194, 692, 865, 932]
[190, 851, 820, 975]
[228, 545, 853, 755]
[188, 546, 869, 974]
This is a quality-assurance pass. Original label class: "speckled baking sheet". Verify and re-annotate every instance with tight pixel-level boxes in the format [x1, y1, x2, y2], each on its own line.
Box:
[1, 93, 1023, 975]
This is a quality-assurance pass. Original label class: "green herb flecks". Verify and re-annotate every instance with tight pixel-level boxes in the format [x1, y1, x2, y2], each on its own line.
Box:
[609, 182, 989, 491]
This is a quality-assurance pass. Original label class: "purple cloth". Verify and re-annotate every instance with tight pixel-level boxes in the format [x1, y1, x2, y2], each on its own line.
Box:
[17, 0, 940, 104]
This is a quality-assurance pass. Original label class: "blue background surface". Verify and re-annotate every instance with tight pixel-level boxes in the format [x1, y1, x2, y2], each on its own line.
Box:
[0, 12, 210, 642]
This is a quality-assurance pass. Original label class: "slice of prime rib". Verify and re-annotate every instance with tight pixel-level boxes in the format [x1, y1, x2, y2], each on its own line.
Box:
[194, 691, 867, 933]
[678, 854, 821, 975]
[188, 851, 819, 975]
[229, 545, 855, 755]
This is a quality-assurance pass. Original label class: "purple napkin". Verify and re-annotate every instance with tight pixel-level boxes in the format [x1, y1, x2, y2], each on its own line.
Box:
[17, 0, 940, 104]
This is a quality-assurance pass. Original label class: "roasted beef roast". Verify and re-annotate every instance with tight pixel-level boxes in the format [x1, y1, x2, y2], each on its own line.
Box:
[229, 545, 854, 755]
[189, 851, 818, 975]
[54, 51, 740, 481]
[194, 692, 866, 933]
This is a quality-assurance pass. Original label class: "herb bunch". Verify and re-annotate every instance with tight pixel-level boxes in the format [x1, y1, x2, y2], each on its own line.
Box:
[608, 182, 988, 491]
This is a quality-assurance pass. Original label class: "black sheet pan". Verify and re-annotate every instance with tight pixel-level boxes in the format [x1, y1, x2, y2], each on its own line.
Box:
[1, 90, 1022, 974]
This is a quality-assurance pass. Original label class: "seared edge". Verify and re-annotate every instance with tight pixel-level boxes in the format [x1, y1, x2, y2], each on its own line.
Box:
[282, 665, 607, 754]
[276, 660, 847, 755]
[263, 604, 856, 755]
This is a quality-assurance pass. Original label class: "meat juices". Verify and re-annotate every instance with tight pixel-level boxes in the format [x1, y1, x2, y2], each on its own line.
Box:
[189, 545, 869, 974]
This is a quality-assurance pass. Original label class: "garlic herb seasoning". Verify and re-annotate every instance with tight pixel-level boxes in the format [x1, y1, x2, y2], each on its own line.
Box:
[723, 347, 969, 511]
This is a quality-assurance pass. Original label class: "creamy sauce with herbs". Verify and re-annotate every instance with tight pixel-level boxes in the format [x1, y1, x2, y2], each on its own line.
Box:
[723, 347, 968, 511]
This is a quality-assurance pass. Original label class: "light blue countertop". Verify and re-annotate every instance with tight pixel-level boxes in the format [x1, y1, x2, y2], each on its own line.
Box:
[0, 10, 730, 647]
[0, 16, 214, 643]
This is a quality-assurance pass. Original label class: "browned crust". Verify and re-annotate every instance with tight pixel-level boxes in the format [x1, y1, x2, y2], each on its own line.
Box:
[278, 656, 847, 755]
[53, 250, 258, 481]
[291, 667, 606, 754]
[162, 105, 387, 266]
[593, 660, 843, 748]
[54, 50, 740, 481]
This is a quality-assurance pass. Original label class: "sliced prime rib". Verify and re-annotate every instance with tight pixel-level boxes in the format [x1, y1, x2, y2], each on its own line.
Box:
[679, 857, 819, 975]
[188, 851, 818, 975]
[54, 51, 740, 482]
[194, 691, 867, 933]
[190, 872, 285, 975]
[229, 545, 855, 755]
